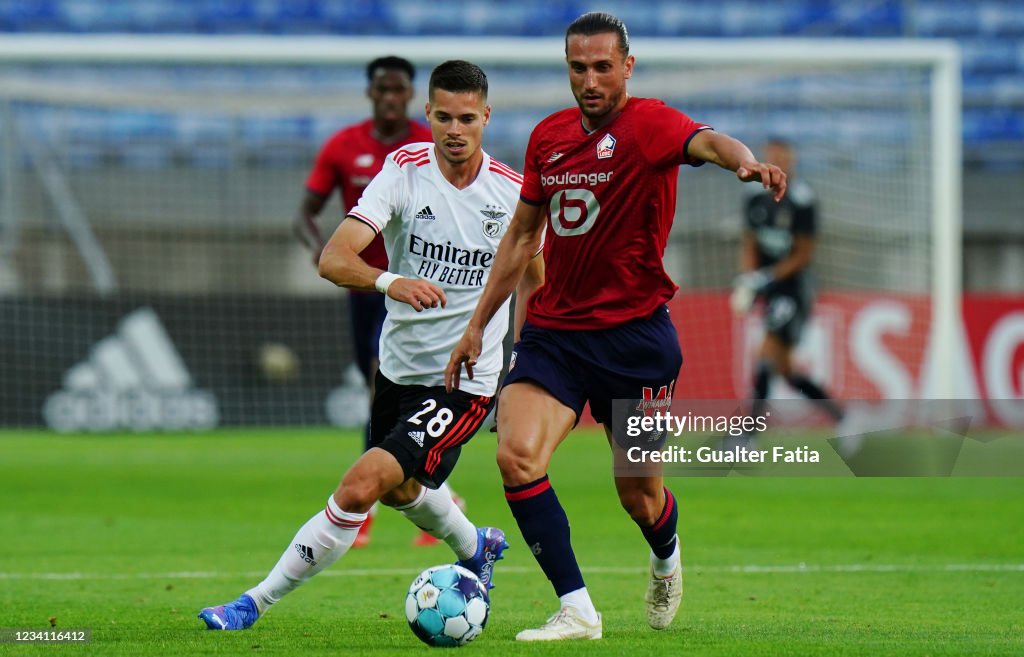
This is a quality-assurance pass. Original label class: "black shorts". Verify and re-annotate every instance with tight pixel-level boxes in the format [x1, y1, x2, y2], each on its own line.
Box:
[763, 291, 810, 346]
[370, 371, 494, 489]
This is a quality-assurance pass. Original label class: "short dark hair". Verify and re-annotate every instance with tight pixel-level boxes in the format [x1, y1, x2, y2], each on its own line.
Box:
[428, 60, 488, 100]
[366, 56, 415, 82]
[565, 12, 629, 57]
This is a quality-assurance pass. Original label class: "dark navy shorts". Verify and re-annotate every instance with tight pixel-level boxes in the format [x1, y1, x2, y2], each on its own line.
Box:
[349, 291, 387, 383]
[502, 305, 683, 426]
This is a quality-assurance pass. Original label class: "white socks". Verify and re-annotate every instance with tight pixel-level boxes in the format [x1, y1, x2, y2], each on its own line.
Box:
[651, 537, 681, 578]
[559, 587, 599, 624]
[394, 483, 478, 560]
[245, 484, 476, 615]
[247, 496, 367, 613]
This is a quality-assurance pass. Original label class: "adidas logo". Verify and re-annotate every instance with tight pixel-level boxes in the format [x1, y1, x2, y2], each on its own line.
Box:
[547, 152, 563, 163]
[414, 206, 437, 221]
[42, 307, 219, 432]
[294, 543, 317, 565]
[408, 430, 425, 447]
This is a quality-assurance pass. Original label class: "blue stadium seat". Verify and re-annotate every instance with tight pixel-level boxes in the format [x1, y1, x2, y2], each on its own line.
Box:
[321, 1, 390, 35]
[108, 111, 176, 169]
[0, 0, 63, 31]
[386, 0, 575, 36]
[963, 108, 1024, 144]
[960, 39, 1019, 74]
[822, 1, 903, 37]
[194, 0, 259, 34]
[720, 2, 789, 36]
[962, 74, 999, 106]
[650, 1, 724, 36]
[977, 0, 1024, 37]
[54, 0, 195, 32]
[175, 114, 234, 169]
[63, 107, 113, 169]
[123, 0, 198, 33]
[912, 2, 980, 37]
[262, 0, 330, 35]
[239, 115, 315, 166]
[988, 73, 1024, 107]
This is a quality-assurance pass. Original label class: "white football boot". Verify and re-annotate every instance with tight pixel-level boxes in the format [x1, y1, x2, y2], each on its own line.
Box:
[645, 559, 683, 630]
[515, 606, 603, 641]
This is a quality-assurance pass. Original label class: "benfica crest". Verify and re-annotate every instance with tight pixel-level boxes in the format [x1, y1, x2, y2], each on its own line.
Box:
[480, 205, 506, 237]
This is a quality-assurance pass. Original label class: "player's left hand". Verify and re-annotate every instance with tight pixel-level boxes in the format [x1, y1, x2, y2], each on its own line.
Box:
[730, 284, 756, 316]
[730, 269, 774, 316]
[445, 326, 483, 392]
[388, 277, 447, 312]
[736, 161, 787, 202]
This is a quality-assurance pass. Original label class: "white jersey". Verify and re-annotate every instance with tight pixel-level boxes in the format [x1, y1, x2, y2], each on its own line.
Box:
[348, 143, 524, 396]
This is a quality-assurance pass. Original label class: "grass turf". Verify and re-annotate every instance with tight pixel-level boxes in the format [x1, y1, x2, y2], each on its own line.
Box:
[1, 428, 1022, 656]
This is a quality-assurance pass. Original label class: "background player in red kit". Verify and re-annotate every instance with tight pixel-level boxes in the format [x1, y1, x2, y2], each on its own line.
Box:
[447, 12, 787, 641]
[293, 56, 438, 548]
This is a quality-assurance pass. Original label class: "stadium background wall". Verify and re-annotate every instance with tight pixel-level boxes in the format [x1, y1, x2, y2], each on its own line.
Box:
[5, 293, 1022, 431]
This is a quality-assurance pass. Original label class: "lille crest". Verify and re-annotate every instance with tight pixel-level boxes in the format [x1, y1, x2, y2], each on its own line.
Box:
[596, 133, 616, 159]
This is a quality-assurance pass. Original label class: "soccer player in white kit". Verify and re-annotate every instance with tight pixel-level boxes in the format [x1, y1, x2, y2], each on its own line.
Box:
[198, 60, 544, 631]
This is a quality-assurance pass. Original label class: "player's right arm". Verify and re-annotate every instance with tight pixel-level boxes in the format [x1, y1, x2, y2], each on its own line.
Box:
[688, 130, 787, 202]
[318, 218, 446, 312]
[295, 133, 343, 265]
[293, 190, 329, 265]
[445, 199, 546, 391]
[318, 156, 445, 312]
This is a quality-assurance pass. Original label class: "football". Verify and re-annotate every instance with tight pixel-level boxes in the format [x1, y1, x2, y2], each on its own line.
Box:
[405, 564, 489, 647]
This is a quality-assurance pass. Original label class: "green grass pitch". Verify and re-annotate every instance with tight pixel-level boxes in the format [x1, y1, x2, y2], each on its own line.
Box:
[1, 428, 1022, 656]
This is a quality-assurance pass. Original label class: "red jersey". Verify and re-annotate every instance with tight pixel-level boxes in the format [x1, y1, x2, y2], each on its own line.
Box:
[306, 118, 433, 269]
[520, 97, 710, 330]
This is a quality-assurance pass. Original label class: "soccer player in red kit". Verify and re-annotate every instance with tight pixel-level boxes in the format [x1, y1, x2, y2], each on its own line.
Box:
[446, 12, 787, 640]
[293, 56, 436, 548]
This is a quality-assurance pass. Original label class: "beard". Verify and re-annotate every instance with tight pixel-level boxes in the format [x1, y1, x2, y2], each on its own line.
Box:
[575, 89, 623, 120]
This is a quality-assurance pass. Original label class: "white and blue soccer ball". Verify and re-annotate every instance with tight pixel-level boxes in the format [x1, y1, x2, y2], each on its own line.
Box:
[405, 564, 490, 647]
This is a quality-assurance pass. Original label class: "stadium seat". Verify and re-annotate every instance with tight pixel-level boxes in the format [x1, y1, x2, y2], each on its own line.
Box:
[321, 1, 391, 35]
[978, 1, 1024, 37]
[194, 0, 259, 34]
[262, 0, 330, 35]
[175, 114, 234, 169]
[0, 0, 63, 32]
[63, 107, 115, 169]
[239, 115, 315, 167]
[911, 2, 981, 37]
[963, 108, 1024, 144]
[109, 111, 176, 169]
[960, 39, 1020, 74]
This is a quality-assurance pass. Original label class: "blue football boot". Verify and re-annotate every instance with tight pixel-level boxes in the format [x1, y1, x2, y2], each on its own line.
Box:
[457, 527, 508, 590]
[198, 593, 260, 630]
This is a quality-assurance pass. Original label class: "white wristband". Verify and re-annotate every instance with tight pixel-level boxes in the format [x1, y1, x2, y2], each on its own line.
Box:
[374, 272, 404, 295]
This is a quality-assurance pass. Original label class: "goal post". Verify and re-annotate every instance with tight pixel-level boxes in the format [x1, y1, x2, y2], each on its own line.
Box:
[0, 35, 961, 430]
